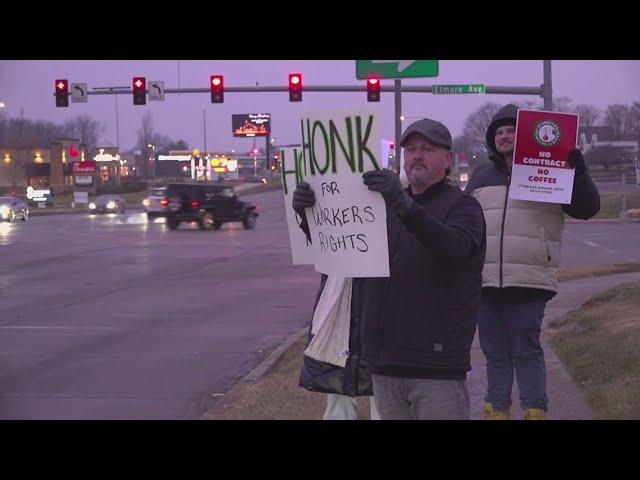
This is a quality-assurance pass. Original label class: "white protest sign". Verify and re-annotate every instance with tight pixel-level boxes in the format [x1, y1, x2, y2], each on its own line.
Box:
[299, 110, 389, 278]
[280, 146, 315, 265]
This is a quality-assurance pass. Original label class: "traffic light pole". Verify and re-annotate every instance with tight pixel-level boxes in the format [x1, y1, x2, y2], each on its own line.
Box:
[69, 82, 549, 176]
[81, 84, 545, 96]
[394, 80, 402, 172]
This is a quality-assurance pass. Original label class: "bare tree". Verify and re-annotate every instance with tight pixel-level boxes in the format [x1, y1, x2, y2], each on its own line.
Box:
[135, 112, 155, 179]
[2, 117, 32, 187]
[573, 104, 601, 128]
[460, 102, 502, 154]
[168, 139, 189, 151]
[62, 115, 106, 158]
[628, 101, 640, 137]
[553, 96, 573, 113]
[605, 104, 632, 140]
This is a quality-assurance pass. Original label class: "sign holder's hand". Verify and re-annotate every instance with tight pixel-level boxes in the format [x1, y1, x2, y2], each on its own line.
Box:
[567, 148, 586, 175]
[293, 181, 315, 222]
[363, 169, 413, 217]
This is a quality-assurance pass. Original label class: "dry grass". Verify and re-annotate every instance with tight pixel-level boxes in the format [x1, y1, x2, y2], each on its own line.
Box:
[220, 336, 372, 420]
[595, 189, 640, 218]
[548, 281, 640, 419]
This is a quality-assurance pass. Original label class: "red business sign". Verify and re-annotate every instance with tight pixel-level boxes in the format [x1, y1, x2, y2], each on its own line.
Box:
[72, 161, 96, 174]
[509, 109, 579, 204]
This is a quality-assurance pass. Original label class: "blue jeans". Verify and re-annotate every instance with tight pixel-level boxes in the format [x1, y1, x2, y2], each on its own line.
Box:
[477, 296, 548, 412]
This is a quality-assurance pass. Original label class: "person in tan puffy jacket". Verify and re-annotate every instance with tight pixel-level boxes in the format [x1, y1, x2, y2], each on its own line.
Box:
[465, 104, 600, 420]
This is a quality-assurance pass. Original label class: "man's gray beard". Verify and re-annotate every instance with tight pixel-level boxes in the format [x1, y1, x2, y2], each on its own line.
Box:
[408, 168, 431, 188]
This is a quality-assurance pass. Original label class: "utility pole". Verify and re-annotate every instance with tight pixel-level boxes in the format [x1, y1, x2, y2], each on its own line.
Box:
[203, 110, 207, 154]
[543, 60, 553, 110]
[115, 94, 120, 149]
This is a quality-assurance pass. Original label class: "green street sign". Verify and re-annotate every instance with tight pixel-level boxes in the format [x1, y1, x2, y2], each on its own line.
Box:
[432, 84, 485, 94]
[356, 60, 439, 79]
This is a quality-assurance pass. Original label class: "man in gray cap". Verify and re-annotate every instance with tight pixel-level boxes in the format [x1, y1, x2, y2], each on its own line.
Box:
[356, 118, 486, 419]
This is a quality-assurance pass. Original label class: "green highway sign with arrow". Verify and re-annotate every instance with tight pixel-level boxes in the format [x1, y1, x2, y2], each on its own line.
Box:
[356, 60, 439, 79]
[432, 84, 485, 94]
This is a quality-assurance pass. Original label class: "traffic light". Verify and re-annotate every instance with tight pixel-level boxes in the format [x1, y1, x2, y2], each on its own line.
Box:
[55, 79, 69, 107]
[210, 75, 224, 103]
[133, 77, 146, 105]
[367, 77, 380, 102]
[288, 73, 302, 102]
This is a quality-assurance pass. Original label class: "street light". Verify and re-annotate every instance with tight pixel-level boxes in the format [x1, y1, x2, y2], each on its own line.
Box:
[253, 148, 258, 176]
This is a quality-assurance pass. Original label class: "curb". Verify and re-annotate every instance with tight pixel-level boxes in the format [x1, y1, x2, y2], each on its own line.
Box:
[200, 327, 308, 420]
[566, 218, 640, 224]
[566, 218, 621, 224]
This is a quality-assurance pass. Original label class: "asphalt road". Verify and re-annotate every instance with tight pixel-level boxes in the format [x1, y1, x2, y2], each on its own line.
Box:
[1, 191, 639, 419]
[0, 191, 319, 419]
[593, 179, 639, 193]
[562, 222, 640, 267]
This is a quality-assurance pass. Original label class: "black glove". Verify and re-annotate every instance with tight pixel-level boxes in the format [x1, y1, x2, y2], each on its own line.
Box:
[362, 169, 413, 217]
[292, 181, 315, 219]
[567, 148, 586, 175]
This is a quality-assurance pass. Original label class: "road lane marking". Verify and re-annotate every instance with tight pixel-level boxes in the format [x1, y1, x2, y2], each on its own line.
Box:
[0, 326, 117, 330]
[580, 240, 636, 262]
[111, 313, 201, 318]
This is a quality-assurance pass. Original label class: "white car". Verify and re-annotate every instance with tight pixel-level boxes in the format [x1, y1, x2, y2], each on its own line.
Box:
[0, 196, 29, 222]
[143, 187, 168, 218]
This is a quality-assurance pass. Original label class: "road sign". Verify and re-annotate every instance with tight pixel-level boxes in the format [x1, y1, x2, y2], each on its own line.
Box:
[432, 84, 485, 95]
[70, 83, 88, 103]
[356, 60, 438, 79]
[148, 81, 165, 101]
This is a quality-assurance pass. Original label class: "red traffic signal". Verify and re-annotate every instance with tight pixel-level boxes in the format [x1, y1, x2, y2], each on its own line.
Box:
[289, 73, 302, 102]
[55, 79, 69, 107]
[367, 77, 380, 102]
[210, 75, 224, 103]
[133, 77, 146, 105]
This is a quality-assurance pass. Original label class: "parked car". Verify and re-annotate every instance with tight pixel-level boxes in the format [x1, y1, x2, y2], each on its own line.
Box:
[0, 196, 29, 222]
[157, 183, 259, 231]
[143, 187, 168, 218]
[89, 194, 126, 214]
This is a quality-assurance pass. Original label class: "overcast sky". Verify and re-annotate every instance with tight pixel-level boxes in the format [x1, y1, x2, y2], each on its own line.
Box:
[2, 60, 639, 152]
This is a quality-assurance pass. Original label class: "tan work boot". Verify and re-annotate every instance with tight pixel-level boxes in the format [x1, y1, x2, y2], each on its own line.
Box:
[523, 408, 546, 420]
[484, 402, 510, 420]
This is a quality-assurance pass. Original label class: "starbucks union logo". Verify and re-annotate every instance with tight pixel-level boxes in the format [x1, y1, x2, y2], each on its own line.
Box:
[534, 120, 560, 147]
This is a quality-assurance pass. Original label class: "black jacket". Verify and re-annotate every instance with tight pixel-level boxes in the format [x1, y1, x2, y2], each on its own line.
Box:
[361, 180, 486, 380]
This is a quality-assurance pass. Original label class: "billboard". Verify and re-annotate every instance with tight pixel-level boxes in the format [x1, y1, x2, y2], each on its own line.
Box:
[232, 113, 271, 137]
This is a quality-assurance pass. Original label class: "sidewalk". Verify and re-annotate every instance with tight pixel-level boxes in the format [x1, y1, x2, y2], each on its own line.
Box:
[467, 271, 640, 420]
[203, 271, 640, 420]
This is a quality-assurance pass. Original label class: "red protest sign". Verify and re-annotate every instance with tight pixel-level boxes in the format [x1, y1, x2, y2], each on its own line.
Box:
[509, 109, 579, 204]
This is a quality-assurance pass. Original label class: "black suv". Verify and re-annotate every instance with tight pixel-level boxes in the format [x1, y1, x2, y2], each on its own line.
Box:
[160, 183, 259, 231]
